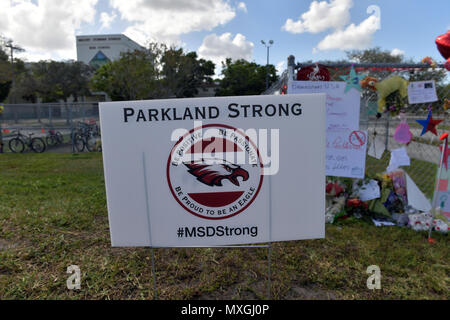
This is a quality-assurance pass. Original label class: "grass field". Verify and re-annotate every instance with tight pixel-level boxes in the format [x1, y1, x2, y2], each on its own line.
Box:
[0, 153, 448, 300]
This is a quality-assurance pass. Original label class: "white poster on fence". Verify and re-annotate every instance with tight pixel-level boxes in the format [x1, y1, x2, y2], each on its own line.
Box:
[408, 80, 438, 104]
[100, 94, 326, 247]
[326, 130, 368, 179]
[288, 80, 365, 178]
[288, 81, 360, 131]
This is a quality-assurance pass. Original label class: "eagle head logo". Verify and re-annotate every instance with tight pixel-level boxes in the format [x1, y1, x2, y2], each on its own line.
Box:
[184, 159, 249, 187]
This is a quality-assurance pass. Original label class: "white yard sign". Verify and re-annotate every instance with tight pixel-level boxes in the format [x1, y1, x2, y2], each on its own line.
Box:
[100, 94, 326, 247]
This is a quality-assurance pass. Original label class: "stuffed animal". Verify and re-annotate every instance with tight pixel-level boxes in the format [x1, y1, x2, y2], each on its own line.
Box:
[408, 212, 432, 231]
[325, 196, 346, 224]
[432, 219, 449, 233]
[375, 76, 409, 113]
[361, 76, 378, 91]
[443, 99, 450, 111]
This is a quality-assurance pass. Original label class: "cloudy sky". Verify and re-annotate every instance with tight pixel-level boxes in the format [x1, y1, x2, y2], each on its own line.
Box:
[1, 0, 449, 76]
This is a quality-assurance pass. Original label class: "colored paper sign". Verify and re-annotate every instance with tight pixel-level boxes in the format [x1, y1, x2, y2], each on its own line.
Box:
[100, 94, 326, 247]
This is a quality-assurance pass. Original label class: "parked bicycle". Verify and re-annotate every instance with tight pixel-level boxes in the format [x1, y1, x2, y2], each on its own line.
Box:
[45, 129, 64, 147]
[71, 122, 101, 152]
[8, 130, 46, 153]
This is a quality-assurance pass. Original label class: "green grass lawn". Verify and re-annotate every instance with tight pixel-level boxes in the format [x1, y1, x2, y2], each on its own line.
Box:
[0, 153, 448, 300]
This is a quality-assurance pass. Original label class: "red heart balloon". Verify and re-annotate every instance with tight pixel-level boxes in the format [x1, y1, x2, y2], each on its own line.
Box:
[435, 31, 450, 60]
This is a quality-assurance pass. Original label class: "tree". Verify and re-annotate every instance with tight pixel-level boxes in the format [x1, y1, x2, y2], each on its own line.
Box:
[0, 46, 12, 102]
[215, 58, 278, 96]
[90, 49, 160, 101]
[160, 49, 215, 98]
[90, 44, 215, 101]
[346, 47, 403, 64]
[32, 60, 93, 103]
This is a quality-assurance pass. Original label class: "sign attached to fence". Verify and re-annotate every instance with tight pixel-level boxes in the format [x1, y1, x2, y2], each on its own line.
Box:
[288, 81, 360, 131]
[407, 80, 438, 104]
[100, 94, 326, 247]
[288, 80, 366, 179]
[326, 129, 368, 179]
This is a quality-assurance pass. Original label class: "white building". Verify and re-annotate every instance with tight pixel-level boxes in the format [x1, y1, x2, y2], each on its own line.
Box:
[76, 34, 145, 69]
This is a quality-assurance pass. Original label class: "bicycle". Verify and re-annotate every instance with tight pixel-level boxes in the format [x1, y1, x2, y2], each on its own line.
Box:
[45, 129, 64, 147]
[71, 122, 101, 152]
[8, 130, 46, 153]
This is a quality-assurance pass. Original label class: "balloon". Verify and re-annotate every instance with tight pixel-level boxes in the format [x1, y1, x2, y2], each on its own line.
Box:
[444, 58, 450, 71]
[435, 31, 450, 60]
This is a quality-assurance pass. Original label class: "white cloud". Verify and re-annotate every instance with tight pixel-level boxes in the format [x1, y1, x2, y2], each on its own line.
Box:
[276, 60, 286, 75]
[314, 5, 381, 51]
[110, 0, 237, 46]
[282, 0, 352, 34]
[198, 33, 253, 64]
[391, 48, 404, 57]
[100, 11, 117, 30]
[237, 2, 247, 13]
[0, 0, 98, 61]
[198, 32, 254, 75]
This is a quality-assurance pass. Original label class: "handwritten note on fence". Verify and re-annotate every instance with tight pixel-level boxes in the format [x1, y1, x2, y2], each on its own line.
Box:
[326, 130, 367, 179]
[289, 81, 360, 131]
[289, 81, 365, 178]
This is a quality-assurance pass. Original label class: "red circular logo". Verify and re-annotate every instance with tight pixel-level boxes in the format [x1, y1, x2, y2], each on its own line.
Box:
[167, 124, 264, 220]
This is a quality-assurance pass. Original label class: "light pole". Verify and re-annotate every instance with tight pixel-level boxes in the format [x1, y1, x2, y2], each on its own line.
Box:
[5, 40, 24, 104]
[261, 40, 273, 90]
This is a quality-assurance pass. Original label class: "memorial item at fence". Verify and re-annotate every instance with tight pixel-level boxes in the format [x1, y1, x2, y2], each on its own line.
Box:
[288, 80, 365, 179]
[387, 147, 410, 172]
[435, 30, 450, 60]
[445, 58, 450, 71]
[297, 64, 330, 81]
[444, 99, 450, 111]
[393, 113, 412, 144]
[323, 170, 449, 233]
[367, 134, 385, 159]
[407, 80, 438, 104]
[436, 134, 450, 221]
[339, 66, 365, 93]
[374, 76, 408, 114]
[416, 108, 443, 136]
[360, 76, 378, 91]
[421, 56, 437, 69]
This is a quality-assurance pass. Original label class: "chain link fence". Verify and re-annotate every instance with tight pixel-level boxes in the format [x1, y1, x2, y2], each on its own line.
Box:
[0, 102, 100, 153]
[266, 61, 449, 199]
